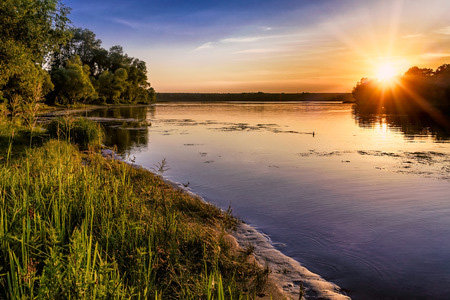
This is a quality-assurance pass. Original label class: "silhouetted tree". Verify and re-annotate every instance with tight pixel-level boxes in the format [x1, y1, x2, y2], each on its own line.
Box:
[352, 64, 450, 116]
[404, 66, 434, 78]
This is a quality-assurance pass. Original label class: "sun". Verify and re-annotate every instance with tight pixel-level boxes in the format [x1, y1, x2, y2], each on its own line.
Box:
[375, 64, 397, 81]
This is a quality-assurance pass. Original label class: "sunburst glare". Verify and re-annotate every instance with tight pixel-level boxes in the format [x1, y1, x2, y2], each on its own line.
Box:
[376, 63, 397, 81]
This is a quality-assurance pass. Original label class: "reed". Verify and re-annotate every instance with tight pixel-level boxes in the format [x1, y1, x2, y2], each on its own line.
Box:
[47, 116, 104, 150]
[0, 127, 267, 298]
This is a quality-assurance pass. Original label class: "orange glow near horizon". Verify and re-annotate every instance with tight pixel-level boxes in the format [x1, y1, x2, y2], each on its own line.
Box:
[122, 1, 450, 93]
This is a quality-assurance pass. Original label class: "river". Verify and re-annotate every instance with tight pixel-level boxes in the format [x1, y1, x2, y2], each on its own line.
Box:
[81, 102, 450, 299]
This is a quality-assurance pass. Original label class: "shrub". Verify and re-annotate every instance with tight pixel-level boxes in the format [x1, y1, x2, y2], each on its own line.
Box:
[47, 117, 104, 149]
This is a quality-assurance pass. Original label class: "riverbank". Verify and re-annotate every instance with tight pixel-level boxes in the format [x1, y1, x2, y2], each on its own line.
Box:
[165, 186, 350, 299]
[0, 123, 287, 298]
[103, 149, 350, 299]
[44, 104, 350, 298]
[233, 223, 350, 299]
[1, 107, 350, 298]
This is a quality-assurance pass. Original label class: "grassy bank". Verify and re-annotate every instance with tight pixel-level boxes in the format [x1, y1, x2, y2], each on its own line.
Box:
[0, 121, 269, 299]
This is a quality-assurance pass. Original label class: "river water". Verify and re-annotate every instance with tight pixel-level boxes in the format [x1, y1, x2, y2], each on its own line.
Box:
[82, 102, 450, 299]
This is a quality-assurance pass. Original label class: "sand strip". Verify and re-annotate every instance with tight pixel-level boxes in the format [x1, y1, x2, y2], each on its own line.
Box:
[102, 149, 350, 299]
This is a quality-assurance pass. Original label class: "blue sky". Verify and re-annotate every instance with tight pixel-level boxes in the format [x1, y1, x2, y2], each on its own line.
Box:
[66, 0, 450, 92]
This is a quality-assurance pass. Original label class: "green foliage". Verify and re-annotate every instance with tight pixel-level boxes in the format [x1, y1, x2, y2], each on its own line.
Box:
[51, 27, 104, 76]
[47, 117, 104, 149]
[0, 122, 49, 160]
[1, 2, 155, 113]
[95, 68, 129, 104]
[0, 100, 9, 123]
[51, 28, 156, 105]
[0, 0, 71, 106]
[0, 140, 267, 298]
[50, 56, 96, 105]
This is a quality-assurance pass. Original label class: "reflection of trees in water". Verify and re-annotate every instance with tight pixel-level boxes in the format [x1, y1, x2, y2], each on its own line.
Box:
[353, 105, 450, 141]
[103, 126, 148, 153]
[87, 105, 154, 120]
[85, 106, 154, 152]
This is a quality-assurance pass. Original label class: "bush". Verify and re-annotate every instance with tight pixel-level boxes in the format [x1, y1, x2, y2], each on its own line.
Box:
[47, 117, 104, 149]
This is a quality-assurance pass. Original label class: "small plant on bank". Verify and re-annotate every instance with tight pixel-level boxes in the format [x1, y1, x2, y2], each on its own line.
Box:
[151, 158, 170, 176]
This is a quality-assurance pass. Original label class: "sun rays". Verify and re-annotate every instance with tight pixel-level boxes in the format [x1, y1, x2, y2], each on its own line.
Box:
[375, 63, 397, 81]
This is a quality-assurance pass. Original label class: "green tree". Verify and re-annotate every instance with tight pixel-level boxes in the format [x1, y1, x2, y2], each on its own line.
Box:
[51, 28, 108, 76]
[51, 56, 95, 105]
[122, 58, 155, 103]
[107, 46, 132, 72]
[48, 27, 156, 104]
[0, 0, 71, 106]
[96, 71, 114, 103]
[96, 68, 129, 103]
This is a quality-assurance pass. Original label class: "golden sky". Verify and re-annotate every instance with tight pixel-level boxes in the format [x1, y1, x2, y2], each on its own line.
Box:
[70, 0, 450, 92]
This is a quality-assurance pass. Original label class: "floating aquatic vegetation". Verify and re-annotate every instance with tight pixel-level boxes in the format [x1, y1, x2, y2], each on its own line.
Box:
[297, 148, 450, 180]
[298, 150, 351, 157]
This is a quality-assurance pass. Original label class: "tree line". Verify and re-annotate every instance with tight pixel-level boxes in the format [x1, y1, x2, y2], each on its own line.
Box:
[157, 92, 354, 102]
[0, 0, 155, 115]
[352, 64, 450, 115]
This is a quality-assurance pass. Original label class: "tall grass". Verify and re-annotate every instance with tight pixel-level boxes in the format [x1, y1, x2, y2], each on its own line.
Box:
[0, 138, 267, 298]
[47, 117, 104, 150]
[0, 122, 47, 161]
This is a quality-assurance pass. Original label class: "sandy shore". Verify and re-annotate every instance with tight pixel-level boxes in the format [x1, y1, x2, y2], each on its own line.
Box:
[232, 222, 350, 299]
[165, 174, 351, 299]
[103, 149, 350, 299]
[101, 145, 351, 299]
[179, 185, 350, 299]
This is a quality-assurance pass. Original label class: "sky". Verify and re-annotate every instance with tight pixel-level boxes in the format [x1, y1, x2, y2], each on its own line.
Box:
[66, 0, 450, 93]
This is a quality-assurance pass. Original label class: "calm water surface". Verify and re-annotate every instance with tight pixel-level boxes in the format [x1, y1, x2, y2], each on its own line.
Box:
[84, 102, 450, 299]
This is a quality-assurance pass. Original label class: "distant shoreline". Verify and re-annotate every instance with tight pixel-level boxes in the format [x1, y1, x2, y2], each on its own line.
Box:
[157, 92, 355, 102]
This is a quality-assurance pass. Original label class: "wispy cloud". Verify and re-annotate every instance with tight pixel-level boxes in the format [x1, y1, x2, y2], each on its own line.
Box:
[233, 48, 278, 54]
[422, 52, 450, 58]
[193, 42, 216, 51]
[435, 26, 450, 35]
[402, 34, 423, 39]
[193, 32, 286, 52]
[111, 18, 141, 29]
[192, 30, 304, 53]
[221, 36, 265, 43]
[220, 34, 283, 44]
